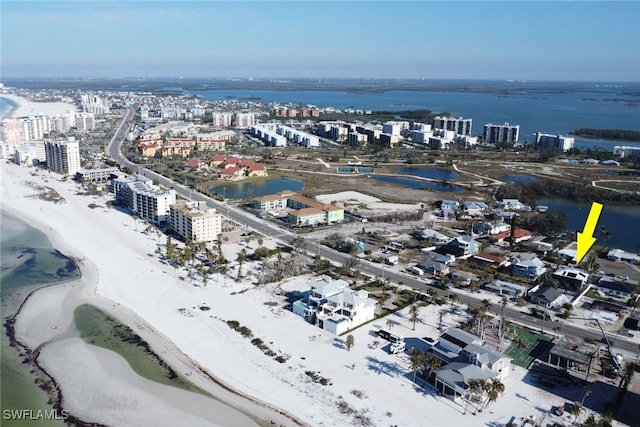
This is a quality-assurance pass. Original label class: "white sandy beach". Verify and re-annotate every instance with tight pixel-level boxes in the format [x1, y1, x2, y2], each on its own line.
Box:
[2, 161, 623, 427]
[1, 93, 78, 119]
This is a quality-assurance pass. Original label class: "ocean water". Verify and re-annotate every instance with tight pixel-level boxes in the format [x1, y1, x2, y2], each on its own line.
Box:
[0, 210, 78, 426]
[189, 85, 640, 151]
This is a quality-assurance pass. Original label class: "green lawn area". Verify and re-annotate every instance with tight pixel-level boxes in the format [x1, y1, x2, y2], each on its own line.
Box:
[504, 326, 554, 368]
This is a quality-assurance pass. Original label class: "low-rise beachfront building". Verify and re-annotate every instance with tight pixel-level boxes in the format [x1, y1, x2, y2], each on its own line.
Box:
[292, 278, 377, 335]
[169, 200, 221, 244]
[14, 141, 46, 166]
[251, 191, 344, 227]
[75, 166, 120, 183]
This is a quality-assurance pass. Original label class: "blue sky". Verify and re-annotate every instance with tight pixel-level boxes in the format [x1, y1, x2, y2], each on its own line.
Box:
[2, 1, 639, 81]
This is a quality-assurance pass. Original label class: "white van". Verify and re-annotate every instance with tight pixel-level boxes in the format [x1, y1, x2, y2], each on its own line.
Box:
[410, 266, 424, 276]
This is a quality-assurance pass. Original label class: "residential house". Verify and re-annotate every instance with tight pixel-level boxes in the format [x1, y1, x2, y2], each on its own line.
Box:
[594, 279, 635, 301]
[472, 252, 510, 269]
[292, 278, 377, 335]
[418, 228, 451, 244]
[463, 201, 488, 216]
[528, 286, 565, 308]
[499, 199, 530, 211]
[484, 279, 527, 298]
[219, 166, 245, 180]
[607, 249, 640, 265]
[247, 163, 267, 177]
[185, 158, 207, 170]
[209, 154, 227, 167]
[419, 260, 450, 277]
[427, 328, 511, 401]
[472, 221, 510, 236]
[491, 228, 532, 244]
[513, 257, 547, 280]
[553, 267, 589, 290]
[439, 235, 478, 258]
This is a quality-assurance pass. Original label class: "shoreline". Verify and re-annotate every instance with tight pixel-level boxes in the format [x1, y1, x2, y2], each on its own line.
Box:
[1, 164, 302, 427]
[0, 93, 78, 119]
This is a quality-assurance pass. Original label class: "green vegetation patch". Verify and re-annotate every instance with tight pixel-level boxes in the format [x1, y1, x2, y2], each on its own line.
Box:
[74, 304, 208, 394]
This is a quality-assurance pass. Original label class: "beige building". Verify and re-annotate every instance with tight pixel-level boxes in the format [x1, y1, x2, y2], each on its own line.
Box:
[169, 200, 222, 243]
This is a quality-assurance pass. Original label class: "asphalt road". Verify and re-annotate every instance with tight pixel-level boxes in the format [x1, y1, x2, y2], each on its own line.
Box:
[105, 110, 640, 360]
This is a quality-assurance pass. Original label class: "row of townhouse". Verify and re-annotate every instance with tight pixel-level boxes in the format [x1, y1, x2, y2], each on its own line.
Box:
[251, 190, 344, 227]
[250, 123, 319, 148]
[137, 135, 226, 158]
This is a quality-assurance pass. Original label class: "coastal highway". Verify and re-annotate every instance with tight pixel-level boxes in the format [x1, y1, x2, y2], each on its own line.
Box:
[106, 110, 640, 360]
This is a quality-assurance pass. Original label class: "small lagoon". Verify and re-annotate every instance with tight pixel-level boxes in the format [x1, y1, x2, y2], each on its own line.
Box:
[209, 177, 304, 199]
[395, 167, 460, 180]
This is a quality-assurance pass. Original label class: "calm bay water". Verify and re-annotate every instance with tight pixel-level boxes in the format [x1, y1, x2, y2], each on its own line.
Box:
[190, 85, 640, 151]
[537, 199, 640, 253]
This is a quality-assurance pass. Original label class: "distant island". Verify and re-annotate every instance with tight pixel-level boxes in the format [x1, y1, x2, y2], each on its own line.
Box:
[569, 128, 640, 142]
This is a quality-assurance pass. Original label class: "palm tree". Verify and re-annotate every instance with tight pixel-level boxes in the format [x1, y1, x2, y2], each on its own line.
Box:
[513, 334, 525, 369]
[499, 296, 508, 350]
[236, 248, 247, 280]
[409, 347, 427, 383]
[571, 401, 582, 425]
[345, 334, 355, 351]
[482, 378, 505, 410]
[425, 354, 441, 382]
[438, 309, 446, 331]
[386, 318, 396, 331]
[580, 386, 591, 406]
[409, 304, 421, 330]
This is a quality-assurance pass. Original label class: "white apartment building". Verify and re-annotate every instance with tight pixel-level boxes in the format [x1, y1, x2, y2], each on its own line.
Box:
[382, 121, 410, 136]
[234, 113, 256, 128]
[116, 179, 176, 224]
[212, 112, 234, 128]
[44, 138, 81, 176]
[22, 115, 49, 141]
[484, 122, 520, 143]
[433, 116, 472, 135]
[169, 201, 222, 243]
[532, 132, 574, 152]
[81, 94, 110, 115]
[75, 113, 96, 131]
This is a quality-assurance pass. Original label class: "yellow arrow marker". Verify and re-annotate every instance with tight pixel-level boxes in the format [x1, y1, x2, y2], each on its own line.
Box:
[575, 202, 603, 264]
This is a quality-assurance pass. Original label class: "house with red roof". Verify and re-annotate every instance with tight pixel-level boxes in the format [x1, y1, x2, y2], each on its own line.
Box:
[491, 228, 532, 244]
[186, 158, 207, 169]
[219, 166, 245, 180]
